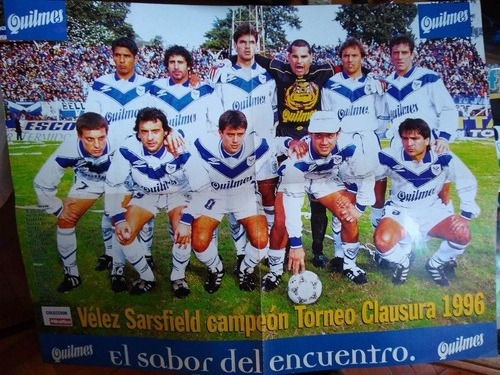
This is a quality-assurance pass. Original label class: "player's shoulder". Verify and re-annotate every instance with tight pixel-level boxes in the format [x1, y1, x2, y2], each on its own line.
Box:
[151, 78, 170, 89]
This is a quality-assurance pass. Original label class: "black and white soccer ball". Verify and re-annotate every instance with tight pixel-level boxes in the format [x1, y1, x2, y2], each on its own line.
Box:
[287, 270, 322, 304]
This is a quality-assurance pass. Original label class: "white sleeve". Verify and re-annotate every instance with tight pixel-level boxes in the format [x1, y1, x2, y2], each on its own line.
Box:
[429, 78, 459, 142]
[447, 153, 480, 219]
[33, 141, 71, 216]
[104, 148, 131, 222]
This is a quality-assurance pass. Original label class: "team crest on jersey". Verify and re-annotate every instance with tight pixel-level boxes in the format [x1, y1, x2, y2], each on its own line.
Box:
[247, 155, 256, 166]
[258, 74, 267, 84]
[431, 164, 442, 175]
[136, 86, 146, 96]
[333, 155, 343, 164]
[191, 90, 200, 100]
[165, 163, 177, 174]
[411, 80, 422, 91]
[364, 85, 371, 95]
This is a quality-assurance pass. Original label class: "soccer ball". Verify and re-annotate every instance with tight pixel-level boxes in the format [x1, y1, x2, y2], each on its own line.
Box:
[287, 270, 322, 304]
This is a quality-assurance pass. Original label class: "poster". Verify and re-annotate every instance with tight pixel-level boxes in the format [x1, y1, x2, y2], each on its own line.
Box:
[1, 1, 498, 373]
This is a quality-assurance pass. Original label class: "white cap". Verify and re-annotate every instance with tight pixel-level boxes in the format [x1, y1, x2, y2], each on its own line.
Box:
[308, 111, 340, 133]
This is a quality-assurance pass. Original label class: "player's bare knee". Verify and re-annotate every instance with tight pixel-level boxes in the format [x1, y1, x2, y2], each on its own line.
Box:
[450, 229, 471, 245]
[249, 232, 268, 249]
[57, 218, 77, 228]
[374, 231, 397, 253]
[192, 236, 211, 253]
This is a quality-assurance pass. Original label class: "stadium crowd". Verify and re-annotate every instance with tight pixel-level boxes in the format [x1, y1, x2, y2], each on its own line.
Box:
[0, 37, 488, 106]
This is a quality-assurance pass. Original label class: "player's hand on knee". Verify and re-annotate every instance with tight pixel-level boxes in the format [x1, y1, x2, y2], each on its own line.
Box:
[174, 223, 192, 248]
[339, 204, 362, 223]
[288, 247, 305, 275]
[59, 199, 80, 224]
[450, 215, 469, 238]
[115, 222, 132, 245]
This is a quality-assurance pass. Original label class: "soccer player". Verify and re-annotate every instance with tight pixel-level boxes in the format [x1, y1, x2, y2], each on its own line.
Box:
[34, 112, 112, 292]
[373, 118, 479, 286]
[382, 34, 459, 153]
[321, 36, 387, 272]
[148, 45, 223, 295]
[104, 107, 193, 295]
[211, 23, 277, 267]
[175, 110, 271, 293]
[263, 111, 375, 290]
[85, 37, 155, 272]
[148, 45, 223, 144]
[253, 39, 344, 269]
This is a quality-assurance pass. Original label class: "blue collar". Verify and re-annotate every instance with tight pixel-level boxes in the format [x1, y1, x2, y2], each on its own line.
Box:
[114, 72, 136, 82]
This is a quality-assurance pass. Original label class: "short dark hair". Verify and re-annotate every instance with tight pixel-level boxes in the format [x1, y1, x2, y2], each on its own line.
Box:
[76, 112, 108, 136]
[398, 118, 431, 141]
[339, 36, 366, 58]
[218, 110, 247, 132]
[389, 34, 415, 54]
[233, 23, 259, 44]
[134, 107, 170, 133]
[111, 37, 138, 56]
[164, 45, 193, 68]
[287, 39, 311, 54]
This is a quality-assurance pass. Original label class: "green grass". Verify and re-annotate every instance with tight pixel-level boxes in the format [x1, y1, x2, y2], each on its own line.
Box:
[8, 138, 498, 341]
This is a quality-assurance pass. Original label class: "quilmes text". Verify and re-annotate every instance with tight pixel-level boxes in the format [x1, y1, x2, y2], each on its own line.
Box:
[7, 8, 64, 35]
[420, 10, 469, 34]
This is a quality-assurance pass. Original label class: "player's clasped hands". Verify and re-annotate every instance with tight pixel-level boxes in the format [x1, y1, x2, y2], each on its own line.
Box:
[288, 139, 308, 159]
[115, 221, 133, 245]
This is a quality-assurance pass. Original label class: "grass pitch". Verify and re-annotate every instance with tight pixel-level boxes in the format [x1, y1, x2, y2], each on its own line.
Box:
[8, 138, 498, 341]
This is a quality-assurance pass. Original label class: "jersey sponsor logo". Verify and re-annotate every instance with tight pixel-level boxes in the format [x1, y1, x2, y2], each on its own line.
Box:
[211, 175, 253, 190]
[231, 95, 267, 111]
[337, 105, 369, 121]
[105, 108, 139, 124]
[282, 109, 315, 125]
[142, 179, 179, 193]
[389, 103, 419, 121]
[397, 187, 436, 203]
[170, 113, 197, 127]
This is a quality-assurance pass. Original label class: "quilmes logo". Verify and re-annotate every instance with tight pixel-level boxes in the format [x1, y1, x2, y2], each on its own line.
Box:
[3, 0, 67, 41]
[418, 2, 471, 39]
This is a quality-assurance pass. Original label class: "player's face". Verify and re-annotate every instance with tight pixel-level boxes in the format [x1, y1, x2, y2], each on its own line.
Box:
[235, 34, 257, 65]
[79, 127, 107, 157]
[219, 125, 246, 154]
[288, 46, 312, 76]
[112, 47, 137, 80]
[341, 46, 363, 77]
[138, 119, 166, 153]
[391, 43, 413, 76]
[167, 54, 189, 84]
[401, 130, 429, 161]
[310, 132, 338, 157]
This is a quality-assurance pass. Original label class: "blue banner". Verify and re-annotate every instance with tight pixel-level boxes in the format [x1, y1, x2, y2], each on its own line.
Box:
[38, 323, 497, 374]
[2, 0, 67, 41]
[418, 2, 472, 39]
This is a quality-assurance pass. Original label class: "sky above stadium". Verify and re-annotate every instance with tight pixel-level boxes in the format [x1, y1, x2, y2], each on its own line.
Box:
[126, 4, 347, 48]
[126, 2, 484, 55]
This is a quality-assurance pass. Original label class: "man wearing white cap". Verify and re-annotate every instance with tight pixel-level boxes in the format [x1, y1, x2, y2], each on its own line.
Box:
[262, 111, 375, 289]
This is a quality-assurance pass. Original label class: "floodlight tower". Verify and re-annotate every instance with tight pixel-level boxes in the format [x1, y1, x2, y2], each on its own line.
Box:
[230, 6, 265, 55]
